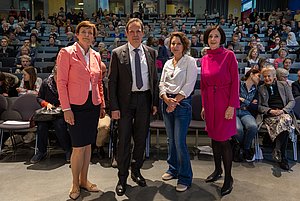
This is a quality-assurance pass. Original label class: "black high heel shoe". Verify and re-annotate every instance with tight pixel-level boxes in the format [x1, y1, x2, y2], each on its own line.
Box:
[205, 170, 223, 183]
[221, 177, 233, 196]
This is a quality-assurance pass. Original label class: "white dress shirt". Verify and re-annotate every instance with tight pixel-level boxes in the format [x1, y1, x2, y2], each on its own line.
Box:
[128, 43, 150, 91]
[159, 55, 198, 98]
[77, 43, 92, 91]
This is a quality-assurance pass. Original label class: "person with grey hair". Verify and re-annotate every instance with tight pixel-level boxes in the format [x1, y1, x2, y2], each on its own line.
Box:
[257, 65, 299, 170]
[276, 68, 293, 86]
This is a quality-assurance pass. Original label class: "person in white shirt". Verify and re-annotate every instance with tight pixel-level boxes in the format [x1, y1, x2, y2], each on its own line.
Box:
[159, 32, 197, 192]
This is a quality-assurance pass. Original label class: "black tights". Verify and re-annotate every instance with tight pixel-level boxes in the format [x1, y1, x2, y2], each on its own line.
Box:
[212, 139, 233, 182]
[274, 131, 289, 158]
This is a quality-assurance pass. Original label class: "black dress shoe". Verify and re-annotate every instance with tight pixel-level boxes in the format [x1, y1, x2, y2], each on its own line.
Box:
[115, 182, 126, 196]
[205, 170, 222, 183]
[278, 159, 289, 170]
[221, 177, 233, 196]
[272, 149, 282, 162]
[131, 173, 146, 187]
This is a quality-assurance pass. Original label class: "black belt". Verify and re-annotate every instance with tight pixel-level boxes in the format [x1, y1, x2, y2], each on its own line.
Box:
[131, 90, 150, 94]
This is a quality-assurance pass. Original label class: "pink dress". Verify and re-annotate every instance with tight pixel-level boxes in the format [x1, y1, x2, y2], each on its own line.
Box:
[201, 47, 239, 141]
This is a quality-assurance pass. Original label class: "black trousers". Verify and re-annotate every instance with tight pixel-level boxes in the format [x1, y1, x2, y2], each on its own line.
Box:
[117, 90, 151, 184]
[36, 117, 72, 153]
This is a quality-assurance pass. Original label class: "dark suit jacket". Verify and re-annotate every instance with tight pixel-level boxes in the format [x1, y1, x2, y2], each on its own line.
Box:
[108, 43, 159, 112]
[0, 47, 15, 57]
[292, 80, 300, 98]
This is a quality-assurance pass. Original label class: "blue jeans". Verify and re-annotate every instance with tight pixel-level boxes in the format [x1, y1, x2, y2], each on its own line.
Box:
[162, 95, 193, 186]
[235, 109, 257, 150]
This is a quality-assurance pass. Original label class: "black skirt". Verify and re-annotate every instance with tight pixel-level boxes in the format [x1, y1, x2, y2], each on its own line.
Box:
[69, 92, 100, 147]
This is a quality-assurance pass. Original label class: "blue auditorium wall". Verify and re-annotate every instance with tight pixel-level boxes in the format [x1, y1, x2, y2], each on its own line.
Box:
[288, 0, 300, 11]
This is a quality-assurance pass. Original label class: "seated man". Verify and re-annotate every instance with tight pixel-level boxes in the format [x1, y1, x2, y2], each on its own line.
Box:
[15, 55, 32, 73]
[257, 65, 299, 170]
[30, 65, 72, 163]
[0, 37, 15, 58]
[292, 69, 300, 98]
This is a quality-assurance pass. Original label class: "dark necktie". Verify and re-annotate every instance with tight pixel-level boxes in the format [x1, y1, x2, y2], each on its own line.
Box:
[133, 48, 143, 89]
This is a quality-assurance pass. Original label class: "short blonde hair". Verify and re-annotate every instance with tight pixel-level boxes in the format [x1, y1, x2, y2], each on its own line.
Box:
[261, 64, 276, 76]
[276, 68, 289, 80]
[20, 54, 31, 62]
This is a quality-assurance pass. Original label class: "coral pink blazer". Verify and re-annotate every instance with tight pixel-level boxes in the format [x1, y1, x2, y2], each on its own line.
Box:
[56, 43, 105, 110]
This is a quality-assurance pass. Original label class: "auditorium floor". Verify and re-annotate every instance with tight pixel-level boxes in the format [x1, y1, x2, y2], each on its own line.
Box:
[0, 136, 300, 201]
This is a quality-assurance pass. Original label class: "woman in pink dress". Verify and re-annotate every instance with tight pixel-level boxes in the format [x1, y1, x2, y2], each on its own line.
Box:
[201, 26, 239, 196]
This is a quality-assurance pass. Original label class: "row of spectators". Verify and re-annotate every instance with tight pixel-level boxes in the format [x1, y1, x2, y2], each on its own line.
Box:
[0, 7, 300, 92]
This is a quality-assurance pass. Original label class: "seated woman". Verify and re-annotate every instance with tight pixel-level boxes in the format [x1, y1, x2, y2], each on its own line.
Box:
[30, 66, 72, 163]
[274, 48, 288, 69]
[234, 68, 260, 162]
[276, 68, 293, 87]
[246, 47, 261, 68]
[282, 58, 292, 72]
[286, 32, 299, 47]
[258, 65, 299, 170]
[16, 66, 42, 96]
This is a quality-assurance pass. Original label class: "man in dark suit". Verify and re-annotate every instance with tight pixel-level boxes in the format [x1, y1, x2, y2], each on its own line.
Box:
[108, 18, 159, 196]
[0, 37, 15, 58]
[292, 69, 300, 98]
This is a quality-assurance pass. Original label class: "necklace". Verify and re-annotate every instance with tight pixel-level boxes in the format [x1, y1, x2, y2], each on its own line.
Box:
[171, 59, 178, 78]
[171, 55, 183, 78]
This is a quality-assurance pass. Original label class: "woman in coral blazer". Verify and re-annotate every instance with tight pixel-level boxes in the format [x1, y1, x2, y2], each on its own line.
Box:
[56, 21, 105, 200]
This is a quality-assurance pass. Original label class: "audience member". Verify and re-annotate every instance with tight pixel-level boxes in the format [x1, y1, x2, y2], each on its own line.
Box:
[0, 22, 13, 36]
[234, 68, 260, 162]
[0, 72, 9, 96]
[229, 33, 244, 53]
[8, 32, 21, 45]
[30, 66, 72, 164]
[108, 37, 121, 52]
[191, 34, 201, 47]
[0, 37, 15, 57]
[31, 21, 45, 35]
[282, 57, 292, 71]
[15, 48, 35, 72]
[292, 69, 300, 97]
[286, 32, 299, 46]
[29, 33, 41, 49]
[276, 68, 293, 86]
[274, 48, 288, 68]
[16, 66, 42, 95]
[246, 47, 260, 68]
[258, 65, 299, 170]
